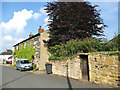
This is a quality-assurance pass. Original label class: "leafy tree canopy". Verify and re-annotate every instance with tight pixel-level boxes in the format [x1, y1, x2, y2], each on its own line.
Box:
[45, 2, 107, 47]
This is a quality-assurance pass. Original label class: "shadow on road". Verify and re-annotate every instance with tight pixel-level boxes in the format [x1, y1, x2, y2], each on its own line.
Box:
[1, 73, 32, 87]
[66, 63, 73, 90]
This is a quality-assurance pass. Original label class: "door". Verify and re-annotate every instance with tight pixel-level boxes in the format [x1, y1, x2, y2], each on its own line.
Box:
[80, 55, 89, 81]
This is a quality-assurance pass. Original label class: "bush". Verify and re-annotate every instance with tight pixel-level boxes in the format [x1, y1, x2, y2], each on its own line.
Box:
[48, 37, 102, 57]
[33, 64, 37, 70]
[48, 37, 119, 60]
[48, 55, 75, 60]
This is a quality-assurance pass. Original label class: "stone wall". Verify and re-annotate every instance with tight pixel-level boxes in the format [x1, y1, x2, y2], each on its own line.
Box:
[49, 53, 119, 88]
[49, 55, 82, 79]
[89, 53, 119, 88]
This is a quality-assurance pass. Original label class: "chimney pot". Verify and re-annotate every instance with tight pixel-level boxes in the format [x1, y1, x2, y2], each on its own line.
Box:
[38, 26, 44, 33]
[29, 32, 34, 37]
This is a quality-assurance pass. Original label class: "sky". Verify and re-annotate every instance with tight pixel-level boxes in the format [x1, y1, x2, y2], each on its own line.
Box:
[0, 0, 119, 53]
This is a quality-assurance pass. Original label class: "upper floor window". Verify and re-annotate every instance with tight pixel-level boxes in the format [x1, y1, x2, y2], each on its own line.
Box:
[16, 46, 19, 50]
[24, 43, 26, 48]
[34, 38, 37, 46]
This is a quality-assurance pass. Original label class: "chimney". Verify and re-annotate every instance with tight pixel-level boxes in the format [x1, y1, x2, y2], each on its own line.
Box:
[38, 26, 44, 33]
[29, 32, 34, 37]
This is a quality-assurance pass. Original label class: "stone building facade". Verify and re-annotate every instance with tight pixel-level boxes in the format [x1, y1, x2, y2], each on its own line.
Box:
[13, 26, 50, 70]
[49, 53, 119, 88]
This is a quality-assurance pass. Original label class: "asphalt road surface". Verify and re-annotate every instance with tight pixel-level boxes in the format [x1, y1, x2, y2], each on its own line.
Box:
[1, 65, 106, 88]
[0, 65, 2, 89]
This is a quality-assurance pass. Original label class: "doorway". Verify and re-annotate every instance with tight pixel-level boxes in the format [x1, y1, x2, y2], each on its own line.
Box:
[80, 55, 89, 81]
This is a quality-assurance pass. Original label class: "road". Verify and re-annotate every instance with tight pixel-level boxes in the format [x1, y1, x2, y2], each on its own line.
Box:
[1, 65, 106, 88]
[0, 65, 2, 89]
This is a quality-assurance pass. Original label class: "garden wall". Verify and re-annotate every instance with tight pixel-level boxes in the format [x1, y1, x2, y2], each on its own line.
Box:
[88, 53, 119, 88]
[49, 55, 82, 79]
[48, 53, 119, 88]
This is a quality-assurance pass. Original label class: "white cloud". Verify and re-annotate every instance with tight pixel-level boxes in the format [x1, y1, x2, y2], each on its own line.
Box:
[1, 9, 33, 35]
[3, 35, 13, 41]
[1, 35, 25, 52]
[33, 13, 41, 20]
[43, 17, 48, 30]
[97, 24, 104, 28]
[15, 38, 25, 43]
[0, 9, 34, 52]
[44, 17, 49, 24]
[43, 17, 52, 30]
[40, 7, 48, 15]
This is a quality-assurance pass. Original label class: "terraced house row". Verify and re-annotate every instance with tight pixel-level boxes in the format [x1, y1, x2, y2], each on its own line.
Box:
[13, 26, 50, 70]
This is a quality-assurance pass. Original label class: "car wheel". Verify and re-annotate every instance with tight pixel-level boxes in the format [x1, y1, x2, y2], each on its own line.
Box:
[16, 68, 18, 70]
[20, 68, 22, 72]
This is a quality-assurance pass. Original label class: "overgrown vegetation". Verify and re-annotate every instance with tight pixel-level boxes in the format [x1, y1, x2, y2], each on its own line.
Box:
[48, 36, 119, 60]
[48, 55, 75, 60]
[33, 64, 37, 71]
[13, 43, 35, 62]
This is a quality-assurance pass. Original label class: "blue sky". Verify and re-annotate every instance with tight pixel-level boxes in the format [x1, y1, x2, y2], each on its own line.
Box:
[0, 1, 119, 53]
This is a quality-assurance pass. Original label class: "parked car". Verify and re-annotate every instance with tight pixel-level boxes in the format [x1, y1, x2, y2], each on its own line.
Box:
[16, 59, 33, 71]
[9, 60, 12, 64]
[6, 60, 9, 64]
[7, 56, 13, 64]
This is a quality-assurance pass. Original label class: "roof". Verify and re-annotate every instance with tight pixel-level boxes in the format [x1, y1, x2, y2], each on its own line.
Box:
[13, 30, 50, 47]
[0, 49, 13, 55]
[13, 33, 40, 47]
[8, 56, 13, 59]
[109, 34, 120, 42]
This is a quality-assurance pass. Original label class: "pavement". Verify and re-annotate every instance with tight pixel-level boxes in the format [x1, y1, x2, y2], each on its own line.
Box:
[1, 64, 108, 88]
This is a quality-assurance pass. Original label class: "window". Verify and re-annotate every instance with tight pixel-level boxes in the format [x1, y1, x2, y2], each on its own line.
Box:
[21, 60, 30, 64]
[16, 46, 18, 50]
[17, 60, 20, 64]
[34, 38, 37, 46]
[24, 43, 26, 48]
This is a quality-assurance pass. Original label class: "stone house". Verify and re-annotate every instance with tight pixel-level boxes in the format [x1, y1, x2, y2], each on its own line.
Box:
[13, 26, 50, 70]
[0, 49, 13, 63]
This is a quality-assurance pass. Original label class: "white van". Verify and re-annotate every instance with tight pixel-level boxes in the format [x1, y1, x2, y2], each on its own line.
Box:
[16, 59, 33, 71]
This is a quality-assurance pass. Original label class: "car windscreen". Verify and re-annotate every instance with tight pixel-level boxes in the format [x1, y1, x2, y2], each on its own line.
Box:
[21, 60, 30, 64]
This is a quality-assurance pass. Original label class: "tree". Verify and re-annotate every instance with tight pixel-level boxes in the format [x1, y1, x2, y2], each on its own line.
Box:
[44, 2, 107, 47]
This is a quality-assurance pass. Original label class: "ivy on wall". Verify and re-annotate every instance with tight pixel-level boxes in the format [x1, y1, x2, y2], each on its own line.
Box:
[13, 43, 35, 62]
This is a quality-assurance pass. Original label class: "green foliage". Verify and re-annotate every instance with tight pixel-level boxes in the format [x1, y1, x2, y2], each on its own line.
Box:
[33, 64, 37, 70]
[106, 35, 119, 51]
[48, 55, 75, 60]
[49, 37, 102, 57]
[90, 51, 120, 55]
[48, 37, 119, 60]
[13, 44, 35, 61]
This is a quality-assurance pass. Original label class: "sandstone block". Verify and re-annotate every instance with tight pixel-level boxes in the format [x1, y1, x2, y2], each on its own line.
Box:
[106, 57, 114, 65]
